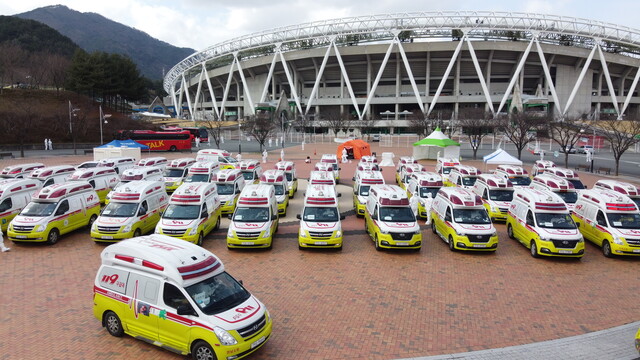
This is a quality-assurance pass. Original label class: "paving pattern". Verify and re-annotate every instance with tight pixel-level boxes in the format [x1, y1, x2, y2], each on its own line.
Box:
[0, 144, 638, 360]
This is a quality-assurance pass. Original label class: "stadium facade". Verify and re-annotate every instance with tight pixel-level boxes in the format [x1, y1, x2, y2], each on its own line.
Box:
[164, 12, 640, 133]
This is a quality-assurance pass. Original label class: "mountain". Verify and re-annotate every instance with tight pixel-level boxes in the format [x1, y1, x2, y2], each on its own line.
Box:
[16, 5, 195, 80]
[0, 15, 79, 56]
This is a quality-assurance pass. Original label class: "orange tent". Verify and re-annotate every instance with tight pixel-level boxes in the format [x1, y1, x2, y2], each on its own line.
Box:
[336, 139, 371, 160]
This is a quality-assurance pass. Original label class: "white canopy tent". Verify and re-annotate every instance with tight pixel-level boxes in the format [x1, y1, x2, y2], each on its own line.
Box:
[483, 148, 522, 167]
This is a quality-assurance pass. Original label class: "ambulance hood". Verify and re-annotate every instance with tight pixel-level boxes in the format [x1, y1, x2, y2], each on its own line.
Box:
[159, 218, 200, 228]
[537, 226, 582, 240]
[95, 216, 130, 225]
[219, 194, 235, 202]
[302, 220, 340, 232]
[376, 219, 419, 233]
[12, 215, 48, 225]
[213, 296, 264, 326]
[164, 177, 183, 183]
[611, 227, 640, 239]
[485, 199, 511, 209]
[453, 222, 495, 235]
[232, 221, 270, 231]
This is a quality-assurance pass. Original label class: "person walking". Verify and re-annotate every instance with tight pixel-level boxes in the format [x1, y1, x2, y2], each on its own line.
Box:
[47, 139, 53, 150]
[0, 228, 9, 252]
[280, 148, 285, 161]
[236, 153, 242, 162]
[262, 150, 268, 163]
[341, 147, 348, 163]
[195, 136, 200, 148]
[44, 138, 49, 150]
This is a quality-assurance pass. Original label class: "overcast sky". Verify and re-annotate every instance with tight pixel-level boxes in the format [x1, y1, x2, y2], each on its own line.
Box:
[1, 1, 638, 51]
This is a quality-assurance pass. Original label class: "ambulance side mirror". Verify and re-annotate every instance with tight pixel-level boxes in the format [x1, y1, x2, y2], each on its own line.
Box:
[337, 193, 342, 197]
[296, 214, 301, 220]
[271, 214, 278, 221]
[379, 169, 383, 172]
[575, 222, 581, 228]
[227, 214, 233, 220]
[352, 177, 355, 181]
[340, 215, 345, 220]
[338, 167, 342, 170]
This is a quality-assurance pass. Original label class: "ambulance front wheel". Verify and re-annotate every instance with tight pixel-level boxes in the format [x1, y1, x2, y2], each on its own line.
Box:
[507, 224, 515, 240]
[448, 236, 455, 251]
[133, 229, 141, 238]
[530, 240, 540, 258]
[374, 235, 381, 251]
[197, 232, 203, 246]
[46, 228, 59, 245]
[104, 311, 124, 337]
[214, 216, 221, 230]
[431, 221, 436, 234]
[191, 340, 215, 360]
[602, 240, 613, 258]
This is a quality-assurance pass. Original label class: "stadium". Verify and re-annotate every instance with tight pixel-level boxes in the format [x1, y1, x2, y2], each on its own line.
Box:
[163, 11, 640, 133]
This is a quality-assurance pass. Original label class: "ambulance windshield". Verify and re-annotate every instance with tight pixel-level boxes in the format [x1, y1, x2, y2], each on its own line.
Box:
[185, 271, 250, 315]
[535, 213, 576, 229]
[441, 167, 452, 174]
[233, 207, 269, 222]
[509, 176, 531, 186]
[379, 207, 415, 222]
[359, 185, 370, 197]
[163, 204, 199, 220]
[554, 191, 578, 204]
[489, 189, 514, 202]
[285, 172, 293, 182]
[21, 202, 56, 216]
[607, 213, 640, 229]
[185, 174, 209, 183]
[567, 179, 586, 190]
[631, 198, 640, 210]
[461, 177, 477, 187]
[452, 209, 491, 224]
[303, 207, 339, 222]
[216, 183, 234, 195]
[419, 187, 439, 199]
[241, 171, 254, 180]
[164, 168, 185, 178]
[273, 185, 285, 196]
[101, 202, 138, 217]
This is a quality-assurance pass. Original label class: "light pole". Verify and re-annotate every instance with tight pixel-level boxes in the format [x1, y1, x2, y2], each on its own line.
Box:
[99, 106, 111, 145]
[68, 101, 80, 155]
[238, 122, 242, 154]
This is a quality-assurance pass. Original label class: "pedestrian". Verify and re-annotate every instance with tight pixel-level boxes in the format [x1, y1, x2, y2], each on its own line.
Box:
[48, 139, 53, 150]
[44, 138, 48, 150]
[341, 147, 348, 163]
[0, 228, 9, 252]
[195, 137, 200, 148]
[217, 136, 220, 145]
[236, 153, 242, 162]
[268, 138, 272, 147]
[280, 148, 285, 161]
[305, 156, 311, 163]
[301, 140, 305, 151]
[262, 150, 268, 163]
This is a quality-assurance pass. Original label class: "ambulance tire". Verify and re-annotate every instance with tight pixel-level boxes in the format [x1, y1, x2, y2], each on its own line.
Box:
[214, 216, 221, 230]
[448, 236, 455, 251]
[197, 232, 203, 246]
[46, 228, 59, 245]
[374, 235, 382, 251]
[104, 311, 124, 337]
[431, 221, 437, 234]
[507, 224, 515, 240]
[602, 240, 613, 258]
[530, 241, 540, 258]
[88, 214, 97, 227]
[191, 340, 215, 360]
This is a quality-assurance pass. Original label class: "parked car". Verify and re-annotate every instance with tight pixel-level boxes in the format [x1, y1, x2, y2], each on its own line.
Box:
[577, 145, 594, 154]
[562, 146, 576, 154]
[371, 134, 381, 142]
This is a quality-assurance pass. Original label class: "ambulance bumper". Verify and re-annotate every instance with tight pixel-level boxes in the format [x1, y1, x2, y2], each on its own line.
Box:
[299, 235, 343, 248]
[452, 234, 499, 252]
[227, 236, 273, 248]
[218, 316, 272, 360]
[378, 233, 422, 249]
[91, 230, 135, 242]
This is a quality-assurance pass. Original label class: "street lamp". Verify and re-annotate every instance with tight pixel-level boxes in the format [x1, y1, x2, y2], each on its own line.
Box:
[68, 101, 80, 155]
[99, 106, 111, 145]
[238, 122, 242, 154]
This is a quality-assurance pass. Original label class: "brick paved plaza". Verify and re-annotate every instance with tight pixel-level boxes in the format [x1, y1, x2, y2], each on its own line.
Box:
[0, 143, 638, 360]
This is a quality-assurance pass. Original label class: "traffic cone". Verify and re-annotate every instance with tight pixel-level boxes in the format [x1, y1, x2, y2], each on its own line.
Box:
[314, 148, 316, 155]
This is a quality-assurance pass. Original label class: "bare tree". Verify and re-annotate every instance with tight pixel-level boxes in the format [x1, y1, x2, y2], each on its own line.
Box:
[358, 117, 379, 141]
[548, 117, 588, 168]
[498, 112, 547, 160]
[407, 109, 434, 137]
[594, 119, 640, 176]
[202, 118, 226, 148]
[1, 93, 41, 157]
[45, 54, 71, 94]
[457, 109, 495, 160]
[243, 114, 278, 152]
[323, 108, 354, 137]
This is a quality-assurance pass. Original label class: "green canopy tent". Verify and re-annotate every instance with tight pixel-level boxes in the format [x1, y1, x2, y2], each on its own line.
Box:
[412, 127, 460, 160]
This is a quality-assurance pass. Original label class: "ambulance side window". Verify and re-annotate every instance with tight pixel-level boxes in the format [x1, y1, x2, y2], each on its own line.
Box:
[138, 201, 148, 216]
[444, 207, 452, 222]
[201, 203, 208, 218]
[526, 210, 535, 226]
[596, 210, 607, 226]
[89, 180, 96, 188]
[55, 200, 69, 215]
[163, 283, 195, 314]
[482, 189, 489, 200]
[0, 198, 11, 212]
[44, 178, 55, 187]
[373, 206, 379, 220]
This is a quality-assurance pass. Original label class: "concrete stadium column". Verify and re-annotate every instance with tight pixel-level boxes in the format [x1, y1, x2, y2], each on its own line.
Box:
[366, 54, 372, 120]
[485, 50, 493, 113]
[454, 56, 461, 119]
[271, 76, 276, 101]
[555, 64, 593, 118]
[340, 74, 345, 116]
[395, 53, 400, 121]
[596, 72, 603, 120]
[425, 52, 430, 99]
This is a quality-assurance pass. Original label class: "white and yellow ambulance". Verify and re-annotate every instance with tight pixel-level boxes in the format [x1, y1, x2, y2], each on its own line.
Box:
[97, 157, 136, 175]
[360, 155, 378, 164]
[398, 163, 425, 190]
[68, 167, 120, 204]
[543, 167, 586, 190]
[155, 182, 222, 246]
[0, 179, 41, 231]
[106, 166, 165, 204]
[212, 169, 245, 215]
[531, 160, 556, 177]
[507, 187, 584, 258]
[91, 181, 168, 242]
[320, 154, 341, 183]
[572, 188, 640, 257]
[594, 179, 640, 209]
[274, 161, 297, 198]
[471, 173, 514, 222]
[0, 163, 44, 179]
[314, 162, 336, 183]
[531, 173, 578, 211]
[184, 161, 220, 183]
[236, 160, 263, 186]
[353, 171, 385, 217]
[430, 187, 498, 252]
[163, 158, 196, 194]
[352, 161, 381, 181]
[395, 156, 417, 184]
[227, 184, 278, 250]
[27, 165, 76, 187]
[8, 181, 100, 244]
[259, 170, 289, 216]
[406, 172, 442, 222]
[93, 234, 272, 359]
[364, 184, 422, 251]
[196, 149, 236, 169]
[309, 170, 336, 188]
[297, 185, 345, 250]
[444, 164, 481, 188]
[494, 164, 531, 187]
[136, 156, 168, 169]
[435, 157, 460, 176]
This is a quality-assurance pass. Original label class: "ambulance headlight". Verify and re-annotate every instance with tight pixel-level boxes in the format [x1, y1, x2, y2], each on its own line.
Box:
[213, 326, 237, 346]
[122, 225, 132, 233]
[380, 229, 389, 234]
[300, 230, 307, 238]
[91, 222, 98, 232]
[188, 227, 197, 236]
[414, 230, 421, 235]
[455, 229, 465, 236]
[613, 235, 625, 245]
[261, 231, 270, 238]
[34, 224, 44, 232]
[491, 205, 499, 213]
[226, 200, 234, 206]
[227, 229, 233, 237]
[335, 230, 342, 238]
[491, 231, 498, 238]
[540, 235, 550, 241]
